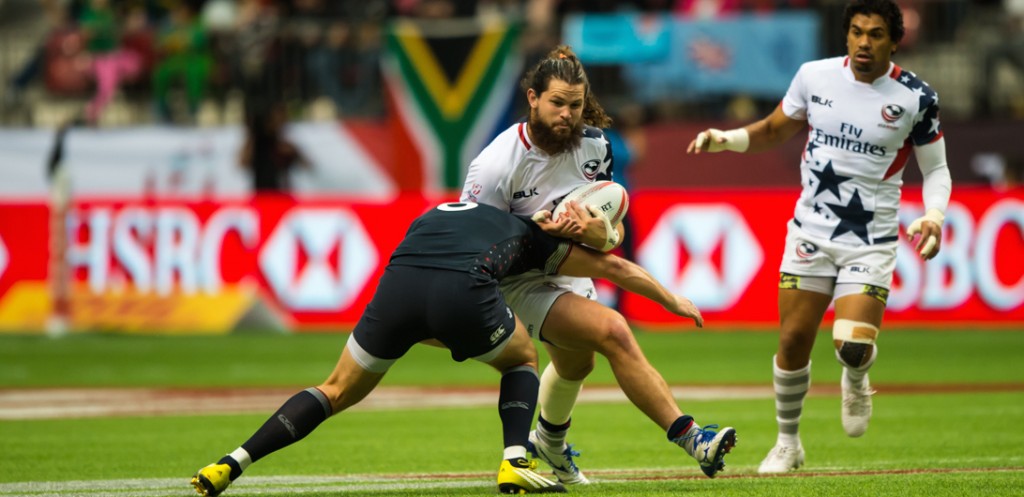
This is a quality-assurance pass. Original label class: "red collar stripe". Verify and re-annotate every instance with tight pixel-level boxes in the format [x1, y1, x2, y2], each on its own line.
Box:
[518, 122, 531, 150]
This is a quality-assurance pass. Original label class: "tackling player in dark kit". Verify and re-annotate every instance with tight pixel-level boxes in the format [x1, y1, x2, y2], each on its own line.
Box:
[191, 202, 711, 496]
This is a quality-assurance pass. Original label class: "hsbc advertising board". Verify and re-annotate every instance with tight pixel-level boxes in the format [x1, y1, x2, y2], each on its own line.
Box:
[0, 196, 430, 332]
[0, 188, 1020, 332]
[625, 188, 1024, 327]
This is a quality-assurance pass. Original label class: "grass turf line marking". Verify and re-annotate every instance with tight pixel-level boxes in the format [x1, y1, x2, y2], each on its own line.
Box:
[3, 467, 1023, 496]
[5, 384, 1024, 420]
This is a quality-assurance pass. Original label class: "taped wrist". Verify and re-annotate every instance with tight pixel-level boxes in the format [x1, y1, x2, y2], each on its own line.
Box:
[906, 208, 945, 256]
[587, 204, 620, 252]
[920, 208, 945, 227]
[707, 128, 750, 153]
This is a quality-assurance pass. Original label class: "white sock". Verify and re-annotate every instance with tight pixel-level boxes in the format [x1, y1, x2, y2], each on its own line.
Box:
[229, 448, 252, 472]
[772, 355, 810, 448]
[678, 423, 702, 456]
[503, 445, 527, 460]
[777, 432, 801, 448]
[538, 363, 583, 426]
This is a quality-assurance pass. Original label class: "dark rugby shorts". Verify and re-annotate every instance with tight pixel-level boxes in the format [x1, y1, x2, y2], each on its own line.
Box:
[352, 265, 517, 362]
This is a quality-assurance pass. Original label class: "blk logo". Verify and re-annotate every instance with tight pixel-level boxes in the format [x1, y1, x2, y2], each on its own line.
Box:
[581, 159, 601, 180]
[259, 208, 377, 311]
[638, 205, 763, 310]
[812, 95, 833, 107]
[513, 187, 539, 199]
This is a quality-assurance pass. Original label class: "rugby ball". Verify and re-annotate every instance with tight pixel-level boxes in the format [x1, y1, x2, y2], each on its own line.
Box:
[551, 180, 629, 226]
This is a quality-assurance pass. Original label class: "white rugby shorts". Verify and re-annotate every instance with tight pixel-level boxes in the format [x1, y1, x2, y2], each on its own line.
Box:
[779, 220, 897, 290]
[499, 270, 597, 340]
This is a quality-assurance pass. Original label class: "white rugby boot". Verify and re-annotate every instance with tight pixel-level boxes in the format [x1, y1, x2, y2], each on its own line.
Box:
[526, 430, 590, 485]
[758, 443, 805, 473]
[841, 368, 875, 437]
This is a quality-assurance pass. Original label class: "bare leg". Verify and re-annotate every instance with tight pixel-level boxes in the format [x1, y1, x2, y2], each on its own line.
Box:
[776, 288, 833, 370]
[317, 346, 387, 413]
[192, 342, 387, 496]
[759, 288, 833, 473]
[544, 293, 681, 430]
[833, 293, 886, 437]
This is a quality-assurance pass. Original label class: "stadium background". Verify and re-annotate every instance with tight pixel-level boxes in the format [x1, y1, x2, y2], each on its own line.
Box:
[0, 1, 1022, 495]
[1, 0, 1021, 333]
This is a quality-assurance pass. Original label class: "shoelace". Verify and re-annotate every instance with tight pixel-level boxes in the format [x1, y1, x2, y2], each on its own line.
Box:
[672, 423, 719, 445]
[772, 445, 798, 456]
[561, 444, 581, 471]
[843, 387, 876, 414]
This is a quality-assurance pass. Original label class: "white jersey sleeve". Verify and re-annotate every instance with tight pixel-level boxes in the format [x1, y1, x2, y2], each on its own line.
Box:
[460, 124, 525, 211]
[461, 152, 511, 211]
[781, 62, 810, 120]
[914, 137, 951, 213]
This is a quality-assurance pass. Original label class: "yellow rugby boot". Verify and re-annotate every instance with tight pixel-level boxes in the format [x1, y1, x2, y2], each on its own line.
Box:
[497, 457, 567, 494]
[191, 463, 234, 496]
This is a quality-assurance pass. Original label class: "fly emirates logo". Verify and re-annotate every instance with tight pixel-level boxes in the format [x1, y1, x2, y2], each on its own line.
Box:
[812, 123, 887, 157]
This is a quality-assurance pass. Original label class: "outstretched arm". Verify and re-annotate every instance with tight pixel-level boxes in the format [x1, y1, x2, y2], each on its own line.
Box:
[556, 245, 703, 327]
[686, 105, 805, 155]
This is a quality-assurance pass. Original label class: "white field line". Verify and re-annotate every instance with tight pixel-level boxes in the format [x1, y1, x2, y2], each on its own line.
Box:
[2, 467, 1022, 496]
[0, 386, 774, 420]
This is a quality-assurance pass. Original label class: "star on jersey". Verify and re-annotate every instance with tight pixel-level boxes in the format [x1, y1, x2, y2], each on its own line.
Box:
[900, 75, 910, 84]
[825, 189, 874, 244]
[912, 85, 936, 109]
[929, 117, 941, 135]
[806, 140, 820, 157]
[811, 160, 852, 199]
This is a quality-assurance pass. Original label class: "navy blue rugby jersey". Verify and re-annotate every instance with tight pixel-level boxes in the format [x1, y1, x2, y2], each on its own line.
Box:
[389, 202, 573, 280]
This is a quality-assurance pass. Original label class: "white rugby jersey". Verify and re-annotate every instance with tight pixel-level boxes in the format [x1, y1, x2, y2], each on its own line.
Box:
[782, 56, 943, 246]
[461, 122, 614, 216]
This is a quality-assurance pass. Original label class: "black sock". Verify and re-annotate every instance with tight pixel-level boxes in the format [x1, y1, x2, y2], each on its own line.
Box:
[499, 366, 539, 449]
[216, 456, 243, 480]
[241, 388, 333, 462]
[538, 414, 571, 433]
[667, 415, 695, 442]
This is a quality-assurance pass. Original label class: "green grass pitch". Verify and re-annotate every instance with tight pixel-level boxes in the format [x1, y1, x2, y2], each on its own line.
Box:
[1, 329, 1023, 496]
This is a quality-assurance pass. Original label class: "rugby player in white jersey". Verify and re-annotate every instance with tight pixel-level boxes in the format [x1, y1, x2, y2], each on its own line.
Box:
[463, 46, 736, 483]
[687, 0, 952, 473]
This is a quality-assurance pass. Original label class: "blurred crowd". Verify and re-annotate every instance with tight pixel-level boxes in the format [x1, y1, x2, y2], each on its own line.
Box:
[3, 0, 393, 125]
[0, 0, 1021, 126]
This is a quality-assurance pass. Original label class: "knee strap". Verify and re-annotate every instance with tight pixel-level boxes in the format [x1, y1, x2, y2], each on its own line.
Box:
[833, 319, 879, 368]
[346, 334, 395, 373]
